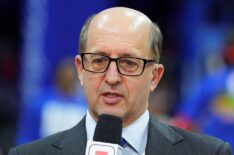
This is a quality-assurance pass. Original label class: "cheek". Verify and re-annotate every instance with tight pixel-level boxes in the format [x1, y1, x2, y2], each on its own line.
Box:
[124, 77, 150, 101]
[83, 74, 103, 99]
[127, 76, 151, 102]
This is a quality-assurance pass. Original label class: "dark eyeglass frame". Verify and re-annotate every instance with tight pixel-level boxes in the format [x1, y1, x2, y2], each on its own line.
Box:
[80, 52, 157, 76]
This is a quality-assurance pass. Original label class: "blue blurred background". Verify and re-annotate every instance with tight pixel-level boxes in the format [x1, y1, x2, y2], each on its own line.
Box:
[0, 0, 234, 154]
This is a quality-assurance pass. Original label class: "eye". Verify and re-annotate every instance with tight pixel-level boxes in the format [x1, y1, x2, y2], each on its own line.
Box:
[119, 58, 138, 67]
[92, 57, 108, 64]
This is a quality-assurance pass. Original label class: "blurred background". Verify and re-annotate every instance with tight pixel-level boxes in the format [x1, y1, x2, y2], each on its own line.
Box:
[0, 0, 234, 154]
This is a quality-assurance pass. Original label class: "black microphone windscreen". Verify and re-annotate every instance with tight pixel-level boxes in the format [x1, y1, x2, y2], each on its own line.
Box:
[93, 114, 122, 144]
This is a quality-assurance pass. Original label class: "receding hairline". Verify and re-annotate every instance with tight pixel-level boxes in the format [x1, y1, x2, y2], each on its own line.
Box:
[94, 7, 152, 22]
[79, 9, 162, 62]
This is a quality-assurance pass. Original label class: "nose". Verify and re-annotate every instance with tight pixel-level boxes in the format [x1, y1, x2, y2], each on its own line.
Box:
[105, 61, 121, 85]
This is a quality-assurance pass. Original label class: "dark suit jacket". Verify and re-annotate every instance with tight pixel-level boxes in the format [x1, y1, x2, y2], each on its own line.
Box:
[9, 115, 232, 155]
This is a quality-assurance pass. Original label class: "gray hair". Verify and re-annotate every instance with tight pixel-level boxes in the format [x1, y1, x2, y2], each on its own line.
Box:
[79, 15, 95, 55]
[149, 22, 163, 63]
[79, 15, 163, 63]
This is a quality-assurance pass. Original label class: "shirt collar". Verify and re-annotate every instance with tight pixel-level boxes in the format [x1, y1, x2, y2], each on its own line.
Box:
[85, 110, 96, 141]
[122, 110, 149, 154]
[85, 110, 150, 154]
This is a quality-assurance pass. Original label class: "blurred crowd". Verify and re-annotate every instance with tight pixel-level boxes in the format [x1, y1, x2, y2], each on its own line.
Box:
[0, 0, 20, 154]
[0, 0, 234, 154]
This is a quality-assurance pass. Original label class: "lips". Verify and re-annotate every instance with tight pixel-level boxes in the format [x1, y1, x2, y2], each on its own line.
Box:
[101, 91, 124, 105]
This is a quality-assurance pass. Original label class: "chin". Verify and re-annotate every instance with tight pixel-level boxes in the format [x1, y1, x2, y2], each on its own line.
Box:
[97, 108, 125, 119]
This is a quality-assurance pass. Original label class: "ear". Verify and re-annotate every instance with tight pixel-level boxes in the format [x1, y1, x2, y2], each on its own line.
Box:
[75, 55, 84, 86]
[150, 64, 164, 92]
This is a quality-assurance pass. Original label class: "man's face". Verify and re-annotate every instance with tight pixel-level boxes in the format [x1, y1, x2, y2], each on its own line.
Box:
[75, 10, 164, 126]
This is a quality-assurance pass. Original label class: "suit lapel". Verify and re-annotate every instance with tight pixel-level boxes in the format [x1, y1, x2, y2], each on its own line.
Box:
[50, 115, 185, 154]
[51, 116, 87, 155]
[145, 115, 184, 155]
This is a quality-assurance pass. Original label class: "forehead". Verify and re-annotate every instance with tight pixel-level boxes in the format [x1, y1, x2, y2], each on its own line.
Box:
[86, 12, 152, 58]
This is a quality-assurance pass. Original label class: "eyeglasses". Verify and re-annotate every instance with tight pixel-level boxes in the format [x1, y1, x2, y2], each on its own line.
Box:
[81, 53, 156, 76]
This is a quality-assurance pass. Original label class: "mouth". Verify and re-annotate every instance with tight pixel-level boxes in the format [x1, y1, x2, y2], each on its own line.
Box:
[101, 91, 124, 105]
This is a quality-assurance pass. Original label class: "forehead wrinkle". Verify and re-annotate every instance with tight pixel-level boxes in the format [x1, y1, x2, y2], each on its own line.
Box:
[89, 37, 143, 56]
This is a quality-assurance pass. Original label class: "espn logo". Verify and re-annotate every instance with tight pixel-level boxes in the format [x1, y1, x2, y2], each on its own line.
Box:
[85, 141, 122, 155]
[95, 151, 108, 155]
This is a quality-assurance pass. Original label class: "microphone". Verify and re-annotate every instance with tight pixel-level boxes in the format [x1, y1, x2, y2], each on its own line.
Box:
[85, 114, 123, 155]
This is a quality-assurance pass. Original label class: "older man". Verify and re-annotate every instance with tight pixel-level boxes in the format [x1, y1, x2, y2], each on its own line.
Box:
[9, 7, 232, 155]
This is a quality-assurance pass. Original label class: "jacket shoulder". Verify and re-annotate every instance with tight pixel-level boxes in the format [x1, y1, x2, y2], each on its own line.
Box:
[169, 124, 232, 154]
[9, 116, 87, 155]
[9, 130, 67, 155]
[148, 116, 232, 154]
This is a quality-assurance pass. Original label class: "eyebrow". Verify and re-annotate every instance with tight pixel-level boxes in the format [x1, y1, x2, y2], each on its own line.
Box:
[93, 51, 139, 58]
[121, 53, 138, 58]
[93, 51, 106, 55]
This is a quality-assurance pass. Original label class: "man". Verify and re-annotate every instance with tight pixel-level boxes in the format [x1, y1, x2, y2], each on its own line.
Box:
[9, 7, 232, 155]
